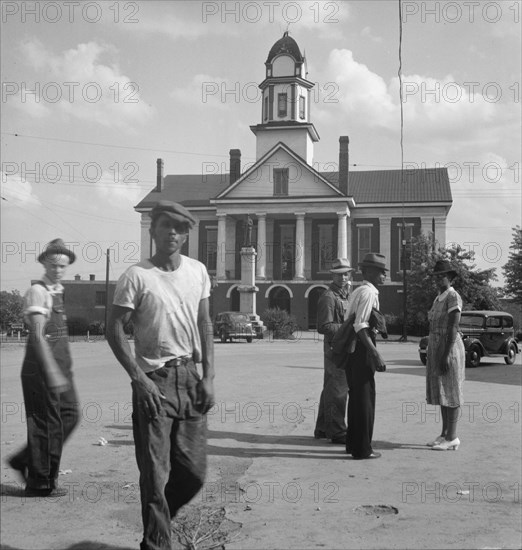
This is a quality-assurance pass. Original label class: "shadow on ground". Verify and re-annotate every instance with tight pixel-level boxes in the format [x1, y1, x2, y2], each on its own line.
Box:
[0, 544, 135, 550]
[205, 430, 425, 459]
[388, 362, 521, 386]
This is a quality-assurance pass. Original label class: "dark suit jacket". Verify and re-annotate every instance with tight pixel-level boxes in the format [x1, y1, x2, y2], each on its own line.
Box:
[327, 308, 388, 369]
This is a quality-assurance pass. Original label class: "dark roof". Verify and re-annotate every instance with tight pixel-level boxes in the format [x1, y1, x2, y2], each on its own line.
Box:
[266, 32, 304, 64]
[135, 168, 451, 210]
[136, 174, 230, 210]
[321, 168, 452, 203]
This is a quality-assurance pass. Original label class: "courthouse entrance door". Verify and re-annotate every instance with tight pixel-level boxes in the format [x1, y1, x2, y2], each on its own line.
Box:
[274, 222, 295, 280]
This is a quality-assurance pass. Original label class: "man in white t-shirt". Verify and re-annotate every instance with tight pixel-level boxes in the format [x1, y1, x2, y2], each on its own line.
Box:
[107, 200, 215, 550]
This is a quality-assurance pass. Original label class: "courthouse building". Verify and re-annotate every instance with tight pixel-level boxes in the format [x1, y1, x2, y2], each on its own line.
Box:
[65, 33, 452, 331]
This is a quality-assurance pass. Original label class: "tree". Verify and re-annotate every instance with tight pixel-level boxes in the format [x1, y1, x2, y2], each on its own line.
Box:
[0, 290, 24, 330]
[406, 234, 501, 335]
[502, 226, 522, 303]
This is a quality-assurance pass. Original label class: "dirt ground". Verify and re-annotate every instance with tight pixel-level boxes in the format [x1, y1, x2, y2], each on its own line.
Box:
[1, 336, 521, 550]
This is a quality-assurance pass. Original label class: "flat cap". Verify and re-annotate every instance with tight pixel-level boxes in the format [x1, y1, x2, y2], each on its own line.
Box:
[150, 200, 196, 228]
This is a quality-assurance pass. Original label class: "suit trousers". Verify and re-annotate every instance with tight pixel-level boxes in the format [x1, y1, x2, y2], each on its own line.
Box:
[345, 340, 376, 458]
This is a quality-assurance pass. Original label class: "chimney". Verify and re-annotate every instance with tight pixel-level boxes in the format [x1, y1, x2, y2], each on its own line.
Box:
[339, 136, 349, 195]
[156, 158, 164, 192]
[74, 274, 81, 281]
[229, 149, 241, 184]
[89, 274, 95, 281]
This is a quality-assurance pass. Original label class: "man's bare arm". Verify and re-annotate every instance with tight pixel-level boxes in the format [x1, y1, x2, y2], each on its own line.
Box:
[106, 305, 165, 418]
[196, 297, 215, 413]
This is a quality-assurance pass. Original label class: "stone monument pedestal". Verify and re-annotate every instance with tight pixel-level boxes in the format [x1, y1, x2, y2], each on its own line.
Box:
[238, 246, 264, 338]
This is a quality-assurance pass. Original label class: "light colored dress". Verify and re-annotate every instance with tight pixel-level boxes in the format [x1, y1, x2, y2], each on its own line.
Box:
[426, 287, 465, 407]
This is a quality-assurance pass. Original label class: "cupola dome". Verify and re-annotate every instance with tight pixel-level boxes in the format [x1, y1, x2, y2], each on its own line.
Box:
[266, 31, 304, 64]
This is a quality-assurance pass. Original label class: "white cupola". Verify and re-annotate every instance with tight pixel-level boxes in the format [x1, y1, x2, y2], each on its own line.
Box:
[250, 32, 319, 164]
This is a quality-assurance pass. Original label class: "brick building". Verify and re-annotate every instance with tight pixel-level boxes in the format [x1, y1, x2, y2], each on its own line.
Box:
[63, 33, 452, 330]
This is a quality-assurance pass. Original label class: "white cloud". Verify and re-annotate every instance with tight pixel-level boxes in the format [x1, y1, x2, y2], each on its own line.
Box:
[324, 49, 395, 126]
[93, 171, 145, 209]
[321, 48, 513, 146]
[0, 171, 41, 206]
[12, 39, 154, 131]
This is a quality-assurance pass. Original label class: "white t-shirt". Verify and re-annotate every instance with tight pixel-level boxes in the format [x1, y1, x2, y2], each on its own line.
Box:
[113, 256, 211, 372]
[23, 274, 63, 320]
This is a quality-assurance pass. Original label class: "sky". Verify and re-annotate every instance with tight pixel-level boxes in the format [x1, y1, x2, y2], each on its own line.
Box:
[1, 0, 521, 292]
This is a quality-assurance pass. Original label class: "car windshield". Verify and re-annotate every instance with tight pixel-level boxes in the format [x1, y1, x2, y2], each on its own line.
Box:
[227, 313, 249, 323]
[460, 315, 484, 328]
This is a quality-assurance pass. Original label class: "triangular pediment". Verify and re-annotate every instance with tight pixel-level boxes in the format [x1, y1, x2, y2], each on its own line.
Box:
[214, 142, 344, 201]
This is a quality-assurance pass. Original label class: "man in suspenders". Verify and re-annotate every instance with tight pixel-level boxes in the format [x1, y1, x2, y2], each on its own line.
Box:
[8, 239, 80, 497]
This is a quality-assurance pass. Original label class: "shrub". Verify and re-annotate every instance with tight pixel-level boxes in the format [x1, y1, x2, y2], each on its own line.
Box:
[88, 321, 105, 335]
[260, 307, 298, 339]
[383, 313, 403, 335]
[67, 317, 89, 336]
[407, 311, 430, 336]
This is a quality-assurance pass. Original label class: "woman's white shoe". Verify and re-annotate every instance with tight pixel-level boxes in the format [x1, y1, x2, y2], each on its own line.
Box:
[432, 437, 460, 451]
[426, 436, 445, 447]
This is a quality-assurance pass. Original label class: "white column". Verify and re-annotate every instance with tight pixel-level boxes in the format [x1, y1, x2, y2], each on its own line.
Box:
[336, 211, 348, 259]
[295, 212, 305, 280]
[140, 214, 151, 261]
[188, 219, 199, 260]
[379, 216, 392, 272]
[216, 214, 227, 280]
[434, 216, 447, 248]
[420, 216, 434, 236]
[256, 213, 267, 279]
[346, 210, 352, 265]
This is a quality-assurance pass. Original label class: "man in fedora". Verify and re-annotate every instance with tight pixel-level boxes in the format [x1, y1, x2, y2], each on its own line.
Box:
[7, 239, 80, 496]
[107, 200, 215, 550]
[345, 252, 388, 459]
[314, 258, 354, 444]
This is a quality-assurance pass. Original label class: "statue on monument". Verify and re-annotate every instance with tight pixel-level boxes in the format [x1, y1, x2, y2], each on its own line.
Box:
[244, 215, 254, 247]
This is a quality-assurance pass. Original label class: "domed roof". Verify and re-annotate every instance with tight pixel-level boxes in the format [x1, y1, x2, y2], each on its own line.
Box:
[266, 32, 304, 64]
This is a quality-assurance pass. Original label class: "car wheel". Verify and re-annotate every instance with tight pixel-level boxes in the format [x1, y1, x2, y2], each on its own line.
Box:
[466, 345, 481, 368]
[420, 354, 427, 365]
[246, 337, 252, 343]
[504, 343, 517, 365]
[220, 330, 227, 343]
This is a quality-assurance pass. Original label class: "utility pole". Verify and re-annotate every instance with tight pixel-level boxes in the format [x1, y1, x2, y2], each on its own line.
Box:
[400, 222, 408, 342]
[104, 248, 110, 337]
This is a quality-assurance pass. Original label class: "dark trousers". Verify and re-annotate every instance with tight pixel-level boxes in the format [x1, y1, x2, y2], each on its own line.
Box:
[345, 341, 376, 458]
[11, 365, 79, 489]
[315, 342, 348, 439]
[133, 360, 207, 550]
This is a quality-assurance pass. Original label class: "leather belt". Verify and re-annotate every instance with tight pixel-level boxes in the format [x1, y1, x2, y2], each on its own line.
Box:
[164, 356, 192, 368]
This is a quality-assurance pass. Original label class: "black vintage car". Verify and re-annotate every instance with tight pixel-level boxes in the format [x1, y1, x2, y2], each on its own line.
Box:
[419, 310, 519, 368]
[214, 311, 254, 343]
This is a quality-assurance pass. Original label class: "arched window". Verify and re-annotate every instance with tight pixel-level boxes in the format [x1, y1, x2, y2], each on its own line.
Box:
[269, 286, 291, 313]
[307, 287, 326, 329]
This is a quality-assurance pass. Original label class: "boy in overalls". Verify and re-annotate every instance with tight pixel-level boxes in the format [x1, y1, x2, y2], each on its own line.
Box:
[8, 239, 80, 497]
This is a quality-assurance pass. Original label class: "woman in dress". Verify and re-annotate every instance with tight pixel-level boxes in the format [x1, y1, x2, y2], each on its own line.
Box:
[425, 260, 466, 451]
